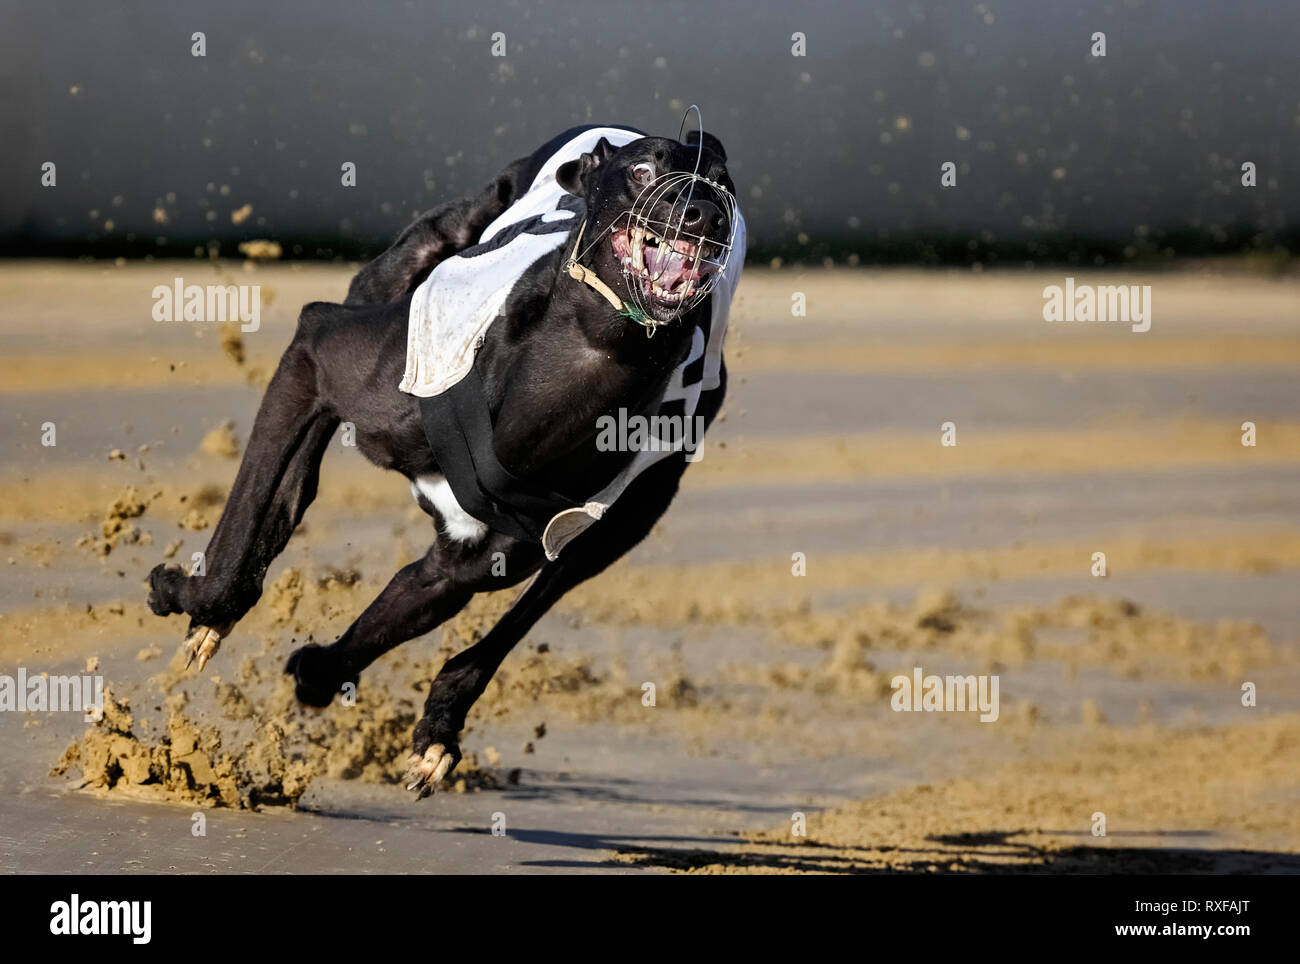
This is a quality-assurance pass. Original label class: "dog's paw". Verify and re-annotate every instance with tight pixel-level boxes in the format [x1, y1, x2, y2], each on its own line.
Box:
[284, 643, 353, 708]
[147, 564, 187, 617]
[404, 742, 461, 799]
[181, 621, 231, 671]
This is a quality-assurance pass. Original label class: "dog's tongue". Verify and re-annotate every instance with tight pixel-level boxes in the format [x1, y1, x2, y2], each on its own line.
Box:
[645, 245, 704, 291]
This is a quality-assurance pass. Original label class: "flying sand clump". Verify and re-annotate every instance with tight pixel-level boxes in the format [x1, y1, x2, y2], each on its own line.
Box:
[50, 619, 517, 809]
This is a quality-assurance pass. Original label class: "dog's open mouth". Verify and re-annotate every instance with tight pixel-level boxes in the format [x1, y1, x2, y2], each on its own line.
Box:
[611, 226, 720, 307]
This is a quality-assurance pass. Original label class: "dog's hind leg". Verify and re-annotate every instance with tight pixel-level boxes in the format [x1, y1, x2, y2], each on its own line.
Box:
[178, 413, 338, 669]
[147, 312, 337, 668]
[344, 158, 527, 306]
[404, 457, 687, 797]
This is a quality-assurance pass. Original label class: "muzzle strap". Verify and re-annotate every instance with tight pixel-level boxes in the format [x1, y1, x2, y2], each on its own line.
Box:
[564, 220, 626, 312]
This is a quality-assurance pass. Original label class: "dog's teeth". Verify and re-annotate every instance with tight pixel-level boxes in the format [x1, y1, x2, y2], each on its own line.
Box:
[631, 226, 644, 272]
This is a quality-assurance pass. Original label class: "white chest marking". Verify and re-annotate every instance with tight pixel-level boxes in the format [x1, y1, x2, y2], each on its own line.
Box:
[410, 473, 489, 545]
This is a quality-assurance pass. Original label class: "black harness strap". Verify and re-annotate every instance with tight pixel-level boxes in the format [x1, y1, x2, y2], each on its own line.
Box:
[418, 366, 582, 543]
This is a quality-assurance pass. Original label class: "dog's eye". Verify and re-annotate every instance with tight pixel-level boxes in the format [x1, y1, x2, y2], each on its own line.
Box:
[630, 162, 655, 186]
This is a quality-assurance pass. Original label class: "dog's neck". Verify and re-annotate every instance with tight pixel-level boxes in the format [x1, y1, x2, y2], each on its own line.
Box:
[482, 244, 695, 484]
[547, 235, 692, 368]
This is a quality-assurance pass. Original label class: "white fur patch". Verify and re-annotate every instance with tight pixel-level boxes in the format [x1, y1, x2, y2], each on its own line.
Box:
[410, 473, 489, 544]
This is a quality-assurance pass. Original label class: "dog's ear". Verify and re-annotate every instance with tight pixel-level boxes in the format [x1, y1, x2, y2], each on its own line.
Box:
[683, 130, 727, 163]
[556, 137, 619, 196]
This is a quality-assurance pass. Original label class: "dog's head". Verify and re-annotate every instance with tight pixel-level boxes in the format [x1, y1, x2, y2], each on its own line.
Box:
[557, 131, 737, 324]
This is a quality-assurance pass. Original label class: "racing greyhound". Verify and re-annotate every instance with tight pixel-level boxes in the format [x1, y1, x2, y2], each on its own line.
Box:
[146, 123, 742, 796]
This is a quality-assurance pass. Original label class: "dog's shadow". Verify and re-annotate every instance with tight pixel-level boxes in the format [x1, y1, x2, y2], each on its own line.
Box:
[488, 827, 1300, 873]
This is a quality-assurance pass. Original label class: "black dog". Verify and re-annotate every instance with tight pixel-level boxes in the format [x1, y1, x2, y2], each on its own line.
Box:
[146, 124, 739, 796]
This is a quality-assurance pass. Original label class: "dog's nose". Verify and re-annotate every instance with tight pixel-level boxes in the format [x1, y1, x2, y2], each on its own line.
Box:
[681, 199, 724, 235]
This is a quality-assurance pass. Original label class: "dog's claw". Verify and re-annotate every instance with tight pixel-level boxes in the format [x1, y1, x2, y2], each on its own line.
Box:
[404, 744, 459, 799]
[182, 623, 231, 671]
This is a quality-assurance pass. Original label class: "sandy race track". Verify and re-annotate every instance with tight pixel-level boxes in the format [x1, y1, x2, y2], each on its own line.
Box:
[2, 260, 1297, 873]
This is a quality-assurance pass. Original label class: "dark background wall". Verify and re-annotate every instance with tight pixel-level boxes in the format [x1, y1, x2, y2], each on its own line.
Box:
[1, 0, 1295, 264]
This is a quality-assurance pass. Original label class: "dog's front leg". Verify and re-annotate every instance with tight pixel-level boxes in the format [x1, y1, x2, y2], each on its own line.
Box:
[284, 532, 542, 706]
[405, 457, 687, 797]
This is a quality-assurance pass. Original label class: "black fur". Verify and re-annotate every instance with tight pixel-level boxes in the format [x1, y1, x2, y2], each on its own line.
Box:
[145, 125, 733, 793]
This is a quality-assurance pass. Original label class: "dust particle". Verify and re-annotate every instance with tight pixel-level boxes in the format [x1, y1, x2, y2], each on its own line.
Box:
[199, 420, 241, 459]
